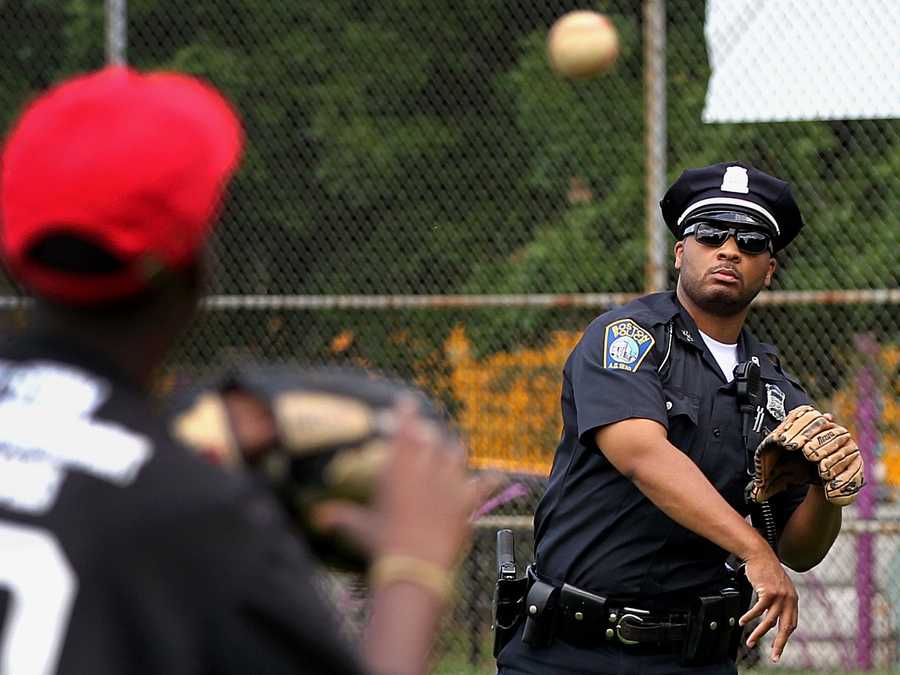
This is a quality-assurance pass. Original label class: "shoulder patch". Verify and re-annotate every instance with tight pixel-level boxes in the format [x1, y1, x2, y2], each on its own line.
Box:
[603, 319, 656, 372]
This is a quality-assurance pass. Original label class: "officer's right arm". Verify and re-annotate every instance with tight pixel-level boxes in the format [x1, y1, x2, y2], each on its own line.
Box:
[595, 419, 774, 568]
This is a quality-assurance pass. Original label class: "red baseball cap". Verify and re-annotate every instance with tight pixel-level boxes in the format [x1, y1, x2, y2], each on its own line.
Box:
[1, 66, 243, 304]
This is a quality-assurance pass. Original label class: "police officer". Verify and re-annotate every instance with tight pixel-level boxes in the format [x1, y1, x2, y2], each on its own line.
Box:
[497, 162, 847, 674]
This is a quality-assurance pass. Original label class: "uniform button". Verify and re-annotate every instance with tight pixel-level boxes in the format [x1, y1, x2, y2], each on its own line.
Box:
[605, 628, 615, 640]
[574, 611, 584, 621]
[528, 605, 538, 615]
[713, 427, 721, 437]
[665, 401, 673, 411]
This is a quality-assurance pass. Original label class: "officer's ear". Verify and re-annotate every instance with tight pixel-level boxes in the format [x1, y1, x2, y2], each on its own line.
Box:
[674, 240, 685, 271]
[764, 255, 777, 287]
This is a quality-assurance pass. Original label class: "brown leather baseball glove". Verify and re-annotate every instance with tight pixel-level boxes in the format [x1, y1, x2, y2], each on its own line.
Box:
[803, 422, 865, 507]
[748, 405, 865, 507]
[169, 366, 447, 570]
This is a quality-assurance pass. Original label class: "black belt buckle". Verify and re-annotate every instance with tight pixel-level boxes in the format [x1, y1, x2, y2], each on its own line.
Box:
[681, 589, 741, 666]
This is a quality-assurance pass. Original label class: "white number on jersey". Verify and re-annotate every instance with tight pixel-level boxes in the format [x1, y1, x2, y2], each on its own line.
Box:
[0, 522, 77, 675]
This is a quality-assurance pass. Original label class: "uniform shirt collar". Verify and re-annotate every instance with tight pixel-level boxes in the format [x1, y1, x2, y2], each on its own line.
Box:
[636, 291, 783, 378]
[668, 294, 704, 350]
[666, 292, 786, 383]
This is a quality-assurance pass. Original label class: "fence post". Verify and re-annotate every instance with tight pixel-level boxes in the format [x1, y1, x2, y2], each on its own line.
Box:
[854, 334, 879, 671]
[643, 0, 667, 294]
[106, 0, 127, 66]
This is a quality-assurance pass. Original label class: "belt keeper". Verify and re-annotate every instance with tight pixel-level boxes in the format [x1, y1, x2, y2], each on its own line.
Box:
[681, 593, 735, 666]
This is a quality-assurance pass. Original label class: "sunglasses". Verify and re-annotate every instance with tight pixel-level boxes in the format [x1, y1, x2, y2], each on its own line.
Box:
[683, 222, 773, 255]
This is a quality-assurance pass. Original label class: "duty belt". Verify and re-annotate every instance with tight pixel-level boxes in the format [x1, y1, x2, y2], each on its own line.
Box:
[520, 569, 745, 665]
[523, 575, 690, 649]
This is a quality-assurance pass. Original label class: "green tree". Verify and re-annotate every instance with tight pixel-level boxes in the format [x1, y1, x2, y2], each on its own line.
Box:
[1, 0, 896, 384]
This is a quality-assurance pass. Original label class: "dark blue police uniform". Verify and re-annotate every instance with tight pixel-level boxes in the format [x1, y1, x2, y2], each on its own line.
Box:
[497, 161, 811, 674]
[498, 292, 810, 674]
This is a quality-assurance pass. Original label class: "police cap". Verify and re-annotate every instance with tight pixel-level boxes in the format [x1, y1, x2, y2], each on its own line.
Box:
[659, 161, 804, 252]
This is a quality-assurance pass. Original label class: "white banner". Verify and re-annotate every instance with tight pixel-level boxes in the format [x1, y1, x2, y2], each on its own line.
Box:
[703, 0, 900, 122]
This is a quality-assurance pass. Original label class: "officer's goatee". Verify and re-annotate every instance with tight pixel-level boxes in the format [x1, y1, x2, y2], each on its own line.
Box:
[681, 274, 765, 317]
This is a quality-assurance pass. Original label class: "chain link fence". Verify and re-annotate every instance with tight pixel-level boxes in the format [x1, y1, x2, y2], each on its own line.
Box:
[2, 0, 898, 671]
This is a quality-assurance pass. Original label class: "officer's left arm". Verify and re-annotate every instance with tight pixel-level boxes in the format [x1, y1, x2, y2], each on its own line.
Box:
[777, 484, 842, 572]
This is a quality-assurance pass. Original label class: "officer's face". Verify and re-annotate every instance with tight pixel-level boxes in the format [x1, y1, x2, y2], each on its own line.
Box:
[674, 231, 776, 316]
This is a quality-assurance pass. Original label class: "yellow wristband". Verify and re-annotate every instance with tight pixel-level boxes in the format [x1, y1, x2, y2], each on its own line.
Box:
[369, 555, 454, 604]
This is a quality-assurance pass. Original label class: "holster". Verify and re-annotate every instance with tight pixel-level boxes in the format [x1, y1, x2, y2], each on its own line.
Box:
[492, 575, 528, 657]
[680, 587, 743, 666]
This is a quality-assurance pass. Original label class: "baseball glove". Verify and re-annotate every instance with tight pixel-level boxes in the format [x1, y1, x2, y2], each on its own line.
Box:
[803, 422, 865, 507]
[748, 405, 865, 507]
[169, 366, 446, 571]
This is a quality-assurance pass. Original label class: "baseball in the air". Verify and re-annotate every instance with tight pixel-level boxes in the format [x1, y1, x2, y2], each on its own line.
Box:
[547, 10, 619, 79]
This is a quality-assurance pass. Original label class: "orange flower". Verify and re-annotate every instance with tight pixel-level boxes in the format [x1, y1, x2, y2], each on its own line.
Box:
[330, 329, 355, 354]
[427, 326, 579, 475]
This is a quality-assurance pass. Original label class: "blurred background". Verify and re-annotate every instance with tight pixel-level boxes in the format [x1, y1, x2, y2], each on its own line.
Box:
[1, 1, 897, 672]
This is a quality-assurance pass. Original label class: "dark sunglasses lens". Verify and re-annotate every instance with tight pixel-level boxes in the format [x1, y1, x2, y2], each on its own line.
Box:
[735, 231, 770, 253]
[694, 224, 729, 247]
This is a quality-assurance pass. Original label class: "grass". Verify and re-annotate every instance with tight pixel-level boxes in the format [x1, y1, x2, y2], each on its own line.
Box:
[429, 648, 897, 675]
[431, 659, 897, 675]
[430, 653, 491, 675]
[427, 627, 898, 674]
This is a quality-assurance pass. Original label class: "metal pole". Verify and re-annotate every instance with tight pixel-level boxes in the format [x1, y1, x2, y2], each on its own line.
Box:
[106, 0, 127, 66]
[853, 334, 879, 671]
[643, 0, 667, 293]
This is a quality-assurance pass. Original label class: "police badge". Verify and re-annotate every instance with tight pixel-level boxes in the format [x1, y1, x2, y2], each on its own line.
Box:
[765, 383, 786, 421]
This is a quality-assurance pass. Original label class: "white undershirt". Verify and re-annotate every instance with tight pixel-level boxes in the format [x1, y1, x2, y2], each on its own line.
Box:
[699, 330, 739, 382]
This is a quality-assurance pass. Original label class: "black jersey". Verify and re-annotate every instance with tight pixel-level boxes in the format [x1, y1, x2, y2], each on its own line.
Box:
[0, 333, 365, 675]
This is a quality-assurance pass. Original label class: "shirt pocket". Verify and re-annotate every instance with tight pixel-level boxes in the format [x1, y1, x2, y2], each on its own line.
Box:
[663, 386, 699, 426]
[662, 385, 701, 457]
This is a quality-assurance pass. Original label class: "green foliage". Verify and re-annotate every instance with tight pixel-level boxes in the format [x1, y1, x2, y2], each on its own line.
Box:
[0, 0, 896, 366]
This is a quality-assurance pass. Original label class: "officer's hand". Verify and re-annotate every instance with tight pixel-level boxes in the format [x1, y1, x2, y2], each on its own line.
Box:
[740, 549, 798, 663]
